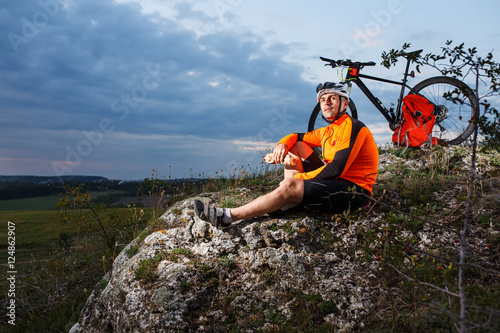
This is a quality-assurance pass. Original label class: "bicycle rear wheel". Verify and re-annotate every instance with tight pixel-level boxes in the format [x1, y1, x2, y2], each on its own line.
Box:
[307, 100, 358, 132]
[412, 76, 479, 145]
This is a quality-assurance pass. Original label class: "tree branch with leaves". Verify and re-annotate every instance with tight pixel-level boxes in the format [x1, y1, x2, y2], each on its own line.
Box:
[57, 184, 115, 252]
[382, 41, 500, 149]
[379, 41, 500, 333]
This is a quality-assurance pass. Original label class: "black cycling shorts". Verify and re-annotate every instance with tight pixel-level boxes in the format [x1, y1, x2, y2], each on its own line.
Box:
[299, 151, 369, 213]
[301, 178, 370, 213]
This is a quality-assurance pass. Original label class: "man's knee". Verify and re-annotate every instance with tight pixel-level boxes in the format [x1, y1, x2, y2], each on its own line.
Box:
[278, 178, 304, 201]
[289, 141, 314, 159]
[294, 141, 312, 149]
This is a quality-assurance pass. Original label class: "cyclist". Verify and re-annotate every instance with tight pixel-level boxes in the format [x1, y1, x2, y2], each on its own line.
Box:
[194, 82, 379, 227]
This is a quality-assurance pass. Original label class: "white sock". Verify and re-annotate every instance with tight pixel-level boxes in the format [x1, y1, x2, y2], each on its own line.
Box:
[280, 203, 299, 211]
[222, 208, 233, 224]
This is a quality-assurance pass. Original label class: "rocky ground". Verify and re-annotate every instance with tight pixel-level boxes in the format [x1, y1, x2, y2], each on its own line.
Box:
[69, 146, 500, 332]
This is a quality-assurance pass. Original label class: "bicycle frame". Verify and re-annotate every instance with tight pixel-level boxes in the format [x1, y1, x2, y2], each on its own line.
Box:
[344, 56, 418, 130]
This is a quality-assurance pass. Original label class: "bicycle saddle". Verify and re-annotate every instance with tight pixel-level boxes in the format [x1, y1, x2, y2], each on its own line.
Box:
[401, 49, 423, 59]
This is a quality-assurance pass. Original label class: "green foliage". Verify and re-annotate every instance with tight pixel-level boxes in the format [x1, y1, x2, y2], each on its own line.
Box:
[199, 264, 216, 279]
[136, 228, 149, 242]
[0, 211, 77, 265]
[359, 205, 500, 331]
[154, 251, 165, 262]
[58, 232, 75, 251]
[56, 184, 148, 253]
[280, 290, 336, 331]
[57, 184, 115, 251]
[320, 299, 339, 314]
[171, 248, 191, 255]
[360, 140, 499, 331]
[220, 196, 239, 208]
[0, 180, 62, 201]
[2, 145, 497, 332]
[269, 221, 296, 234]
[0, 182, 155, 333]
[126, 244, 140, 258]
[479, 103, 500, 149]
[180, 281, 192, 293]
[134, 258, 156, 282]
[218, 255, 236, 268]
[381, 42, 415, 69]
[134, 251, 165, 282]
[260, 270, 275, 283]
[123, 204, 146, 240]
[220, 289, 338, 332]
[169, 248, 191, 262]
[140, 169, 168, 221]
[98, 278, 109, 291]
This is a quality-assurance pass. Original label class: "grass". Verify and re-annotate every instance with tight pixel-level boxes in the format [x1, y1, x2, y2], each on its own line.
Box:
[0, 211, 78, 267]
[360, 145, 500, 331]
[0, 196, 151, 333]
[0, 204, 150, 276]
[0, 210, 73, 246]
[1, 236, 106, 333]
[0, 210, 97, 283]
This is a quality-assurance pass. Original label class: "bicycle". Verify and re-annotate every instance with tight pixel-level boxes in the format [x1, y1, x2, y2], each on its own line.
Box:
[308, 49, 479, 145]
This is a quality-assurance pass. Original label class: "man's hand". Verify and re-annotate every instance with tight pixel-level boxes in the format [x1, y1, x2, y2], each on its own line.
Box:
[273, 143, 288, 164]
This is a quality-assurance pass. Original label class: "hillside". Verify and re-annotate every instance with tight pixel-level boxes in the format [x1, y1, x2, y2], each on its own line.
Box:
[68, 146, 500, 332]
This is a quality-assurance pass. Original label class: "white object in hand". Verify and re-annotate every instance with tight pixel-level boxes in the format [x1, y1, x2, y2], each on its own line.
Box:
[263, 153, 296, 165]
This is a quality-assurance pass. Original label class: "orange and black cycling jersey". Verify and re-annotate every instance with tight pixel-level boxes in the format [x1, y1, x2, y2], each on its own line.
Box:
[277, 113, 379, 195]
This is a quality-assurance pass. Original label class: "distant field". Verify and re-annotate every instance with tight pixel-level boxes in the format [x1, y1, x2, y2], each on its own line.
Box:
[0, 195, 63, 211]
[0, 190, 131, 211]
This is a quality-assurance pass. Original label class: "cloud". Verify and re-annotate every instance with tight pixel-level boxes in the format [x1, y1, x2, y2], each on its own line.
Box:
[0, 0, 318, 179]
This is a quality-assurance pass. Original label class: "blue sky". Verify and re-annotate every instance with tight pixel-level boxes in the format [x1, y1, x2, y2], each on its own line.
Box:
[1, 0, 499, 180]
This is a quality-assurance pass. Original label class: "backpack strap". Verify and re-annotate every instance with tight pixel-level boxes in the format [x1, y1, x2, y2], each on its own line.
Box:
[402, 131, 410, 154]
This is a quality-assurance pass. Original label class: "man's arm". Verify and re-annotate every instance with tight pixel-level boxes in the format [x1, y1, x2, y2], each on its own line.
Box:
[294, 120, 367, 180]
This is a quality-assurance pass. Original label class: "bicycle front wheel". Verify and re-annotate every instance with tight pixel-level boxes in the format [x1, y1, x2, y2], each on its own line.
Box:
[412, 76, 479, 145]
[307, 100, 358, 132]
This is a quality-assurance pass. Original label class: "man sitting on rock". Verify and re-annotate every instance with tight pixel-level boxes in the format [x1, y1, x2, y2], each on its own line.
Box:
[194, 82, 379, 227]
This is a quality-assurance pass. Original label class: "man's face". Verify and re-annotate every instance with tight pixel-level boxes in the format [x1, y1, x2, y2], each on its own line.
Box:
[320, 93, 348, 120]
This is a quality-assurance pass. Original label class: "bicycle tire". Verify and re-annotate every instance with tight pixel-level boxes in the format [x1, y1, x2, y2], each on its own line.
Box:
[307, 100, 358, 132]
[412, 76, 479, 145]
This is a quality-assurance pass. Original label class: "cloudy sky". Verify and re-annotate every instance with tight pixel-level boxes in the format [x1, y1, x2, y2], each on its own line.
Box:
[1, 0, 499, 180]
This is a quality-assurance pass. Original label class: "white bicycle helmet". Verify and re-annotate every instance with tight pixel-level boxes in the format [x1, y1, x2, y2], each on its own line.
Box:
[316, 82, 349, 102]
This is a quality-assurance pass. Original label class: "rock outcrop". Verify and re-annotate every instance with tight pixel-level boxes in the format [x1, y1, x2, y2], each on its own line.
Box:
[70, 193, 380, 332]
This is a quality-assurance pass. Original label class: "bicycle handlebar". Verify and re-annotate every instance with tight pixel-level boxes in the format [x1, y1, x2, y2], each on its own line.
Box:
[319, 57, 376, 68]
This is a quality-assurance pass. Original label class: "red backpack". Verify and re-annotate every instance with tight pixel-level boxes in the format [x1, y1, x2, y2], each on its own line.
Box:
[392, 94, 437, 148]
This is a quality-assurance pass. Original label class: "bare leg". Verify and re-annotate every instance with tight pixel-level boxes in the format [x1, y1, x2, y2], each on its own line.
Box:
[230, 178, 304, 220]
[225, 142, 314, 221]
